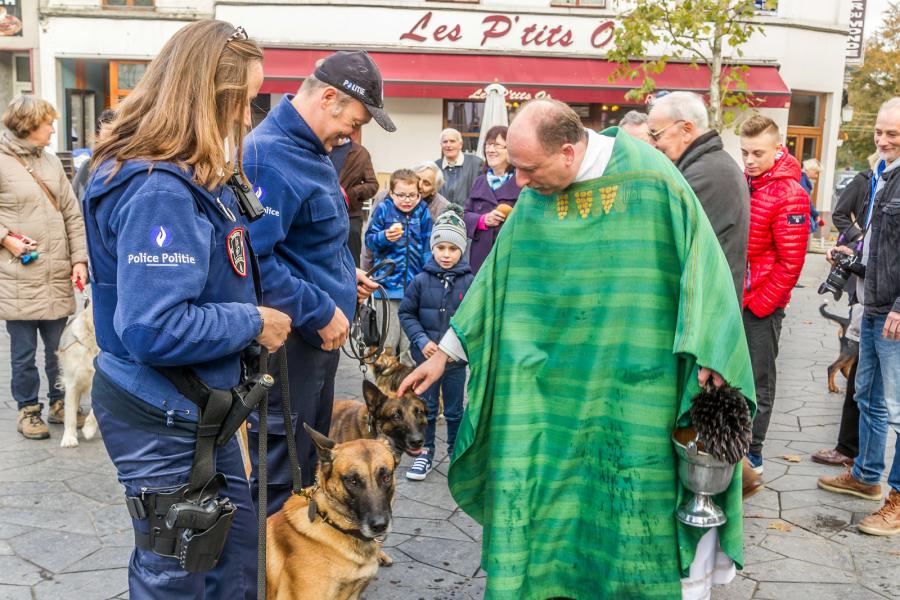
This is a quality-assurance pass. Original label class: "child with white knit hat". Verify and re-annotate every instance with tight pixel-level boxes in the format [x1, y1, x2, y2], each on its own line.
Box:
[398, 206, 474, 479]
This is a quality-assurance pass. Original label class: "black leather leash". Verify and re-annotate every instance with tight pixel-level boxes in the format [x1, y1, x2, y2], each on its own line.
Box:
[341, 259, 396, 371]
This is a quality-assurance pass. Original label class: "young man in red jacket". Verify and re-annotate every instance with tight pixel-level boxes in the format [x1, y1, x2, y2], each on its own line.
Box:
[740, 115, 809, 474]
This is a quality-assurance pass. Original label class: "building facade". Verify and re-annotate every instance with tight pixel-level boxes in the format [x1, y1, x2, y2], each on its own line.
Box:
[35, 0, 851, 212]
[0, 0, 39, 110]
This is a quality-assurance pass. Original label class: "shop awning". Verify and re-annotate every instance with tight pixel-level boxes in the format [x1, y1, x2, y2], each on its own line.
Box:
[261, 49, 791, 108]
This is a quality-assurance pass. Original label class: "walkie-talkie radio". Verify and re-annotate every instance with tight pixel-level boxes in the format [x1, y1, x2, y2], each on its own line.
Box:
[227, 171, 265, 222]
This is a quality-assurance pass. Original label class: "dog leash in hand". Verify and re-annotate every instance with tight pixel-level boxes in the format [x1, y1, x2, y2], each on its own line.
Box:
[256, 347, 269, 600]
[342, 259, 396, 371]
[257, 345, 299, 599]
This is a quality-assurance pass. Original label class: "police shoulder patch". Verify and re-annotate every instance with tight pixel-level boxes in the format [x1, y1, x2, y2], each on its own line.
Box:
[787, 214, 807, 225]
[226, 227, 247, 277]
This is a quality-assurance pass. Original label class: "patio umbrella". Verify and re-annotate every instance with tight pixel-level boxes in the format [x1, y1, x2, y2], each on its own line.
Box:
[476, 83, 509, 160]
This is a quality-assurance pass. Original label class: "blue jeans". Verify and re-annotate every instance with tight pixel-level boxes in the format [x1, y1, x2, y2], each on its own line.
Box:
[851, 313, 900, 493]
[93, 373, 258, 599]
[6, 318, 67, 409]
[420, 363, 466, 457]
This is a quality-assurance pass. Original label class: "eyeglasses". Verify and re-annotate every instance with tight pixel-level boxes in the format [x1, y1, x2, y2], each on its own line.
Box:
[485, 142, 507, 150]
[229, 26, 248, 41]
[393, 193, 419, 200]
[648, 120, 684, 142]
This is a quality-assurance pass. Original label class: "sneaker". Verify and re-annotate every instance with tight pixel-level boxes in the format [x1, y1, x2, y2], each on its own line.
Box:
[858, 490, 900, 536]
[747, 453, 764, 475]
[817, 469, 883, 501]
[17, 406, 49, 440]
[406, 451, 432, 481]
[48, 399, 86, 428]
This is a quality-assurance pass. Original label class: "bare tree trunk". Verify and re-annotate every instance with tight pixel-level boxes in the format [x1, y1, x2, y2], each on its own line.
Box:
[709, 19, 725, 130]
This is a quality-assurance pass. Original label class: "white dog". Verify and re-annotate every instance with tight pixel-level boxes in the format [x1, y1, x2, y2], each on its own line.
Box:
[56, 300, 99, 448]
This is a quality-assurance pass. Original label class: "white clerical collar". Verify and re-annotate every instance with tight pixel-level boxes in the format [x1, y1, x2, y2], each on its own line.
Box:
[574, 129, 615, 183]
[442, 152, 465, 169]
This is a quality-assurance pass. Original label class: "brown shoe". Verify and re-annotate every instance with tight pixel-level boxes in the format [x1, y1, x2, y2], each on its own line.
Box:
[818, 469, 882, 501]
[17, 406, 49, 440]
[48, 399, 86, 428]
[858, 490, 900, 536]
[742, 458, 764, 500]
[811, 448, 854, 467]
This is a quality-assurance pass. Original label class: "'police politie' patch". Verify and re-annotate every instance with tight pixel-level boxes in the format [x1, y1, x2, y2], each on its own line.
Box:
[227, 227, 248, 277]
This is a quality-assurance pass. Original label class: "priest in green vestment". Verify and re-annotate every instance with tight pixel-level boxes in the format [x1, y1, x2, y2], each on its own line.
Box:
[399, 98, 755, 600]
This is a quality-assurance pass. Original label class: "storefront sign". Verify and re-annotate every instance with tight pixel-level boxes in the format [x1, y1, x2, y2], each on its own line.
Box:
[0, 0, 23, 37]
[846, 0, 866, 65]
[467, 87, 553, 101]
[400, 11, 616, 51]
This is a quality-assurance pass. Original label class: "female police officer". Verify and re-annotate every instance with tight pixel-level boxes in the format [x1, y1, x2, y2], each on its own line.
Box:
[83, 21, 291, 599]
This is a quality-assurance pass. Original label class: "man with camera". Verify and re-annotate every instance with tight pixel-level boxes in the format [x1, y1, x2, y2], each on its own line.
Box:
[818, 97, 900, 536]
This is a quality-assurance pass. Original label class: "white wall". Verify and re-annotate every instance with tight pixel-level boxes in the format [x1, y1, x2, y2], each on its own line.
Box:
[362, 97, 443, 175]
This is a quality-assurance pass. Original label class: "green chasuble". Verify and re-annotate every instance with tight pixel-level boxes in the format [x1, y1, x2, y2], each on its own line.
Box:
[447, 128, 756, 599]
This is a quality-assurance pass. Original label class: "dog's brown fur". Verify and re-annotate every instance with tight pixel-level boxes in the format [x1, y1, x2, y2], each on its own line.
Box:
[820, 303, 859, 393]
[266, 424, 397, 600]
[372, 348, 414, 394]
[331, 380, 426, 458]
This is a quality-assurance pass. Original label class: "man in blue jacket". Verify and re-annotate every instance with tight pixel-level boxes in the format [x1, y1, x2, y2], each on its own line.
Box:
[244, 51, 393, 514]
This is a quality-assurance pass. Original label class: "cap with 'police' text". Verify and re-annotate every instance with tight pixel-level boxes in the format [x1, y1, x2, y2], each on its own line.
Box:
[314, 51, 396, 133]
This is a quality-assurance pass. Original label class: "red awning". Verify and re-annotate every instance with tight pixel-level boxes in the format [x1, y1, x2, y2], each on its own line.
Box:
[261, 49, 791, 108]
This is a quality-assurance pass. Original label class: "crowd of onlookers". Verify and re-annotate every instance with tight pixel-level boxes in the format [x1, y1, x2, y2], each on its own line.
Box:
[2, 81, 897, 533]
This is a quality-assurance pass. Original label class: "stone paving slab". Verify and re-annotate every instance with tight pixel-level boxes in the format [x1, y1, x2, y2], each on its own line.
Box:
[0, 259, 897, 599]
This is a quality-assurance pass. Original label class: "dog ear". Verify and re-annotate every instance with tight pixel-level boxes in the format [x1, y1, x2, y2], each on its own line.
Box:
[303, 423, 335, 463]
[362, 380, 388, 412]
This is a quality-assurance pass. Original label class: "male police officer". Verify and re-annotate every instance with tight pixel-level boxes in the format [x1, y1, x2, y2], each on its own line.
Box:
[244, 51, 393, 514]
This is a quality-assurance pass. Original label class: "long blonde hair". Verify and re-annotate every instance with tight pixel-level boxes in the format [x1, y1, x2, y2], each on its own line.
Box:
[92, 20, 263, 189]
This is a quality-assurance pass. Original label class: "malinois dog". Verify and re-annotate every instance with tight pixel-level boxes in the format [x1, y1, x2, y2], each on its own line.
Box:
[331, 380, 427, 458]
[267, 424, 397, 600]
[372, 347, 414, 393]
[819, 302, 859, 393]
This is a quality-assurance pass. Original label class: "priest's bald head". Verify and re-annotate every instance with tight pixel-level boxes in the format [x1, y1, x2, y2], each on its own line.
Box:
[507, 98, 589, 195]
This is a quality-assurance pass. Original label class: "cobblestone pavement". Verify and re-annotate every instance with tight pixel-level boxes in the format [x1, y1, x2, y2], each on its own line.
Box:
[0, 258, 897, 599]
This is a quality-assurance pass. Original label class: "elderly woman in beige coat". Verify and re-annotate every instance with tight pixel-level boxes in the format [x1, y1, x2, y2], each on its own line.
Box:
[0, 95, 87, 440]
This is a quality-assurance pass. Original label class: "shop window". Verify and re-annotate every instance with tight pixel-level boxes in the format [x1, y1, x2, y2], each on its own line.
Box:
[104, 0, 155, 7]
[444, 100, 485, 154]
[788, 93, 823, 128]
[110, 61, 149, 107]
[552, 0, 607, 7]
[14, 55, 30, 83]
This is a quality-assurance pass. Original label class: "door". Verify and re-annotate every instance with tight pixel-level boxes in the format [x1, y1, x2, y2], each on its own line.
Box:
[65, 89, 96, 151]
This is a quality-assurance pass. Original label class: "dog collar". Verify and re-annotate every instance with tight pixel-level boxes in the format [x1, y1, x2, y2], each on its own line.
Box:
[298, 488, 377, 543]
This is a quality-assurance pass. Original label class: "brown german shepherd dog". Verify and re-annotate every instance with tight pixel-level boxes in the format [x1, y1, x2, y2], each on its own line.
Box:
[372, 348, 414, 392]
[331, 380, 427, 458]
[819, 302, 859, 393]
[267, 424, 397, 600]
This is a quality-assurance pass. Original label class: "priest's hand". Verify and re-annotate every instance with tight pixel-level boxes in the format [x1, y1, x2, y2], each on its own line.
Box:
[399, 350, 448, 396]
[697, 366, 725, 389]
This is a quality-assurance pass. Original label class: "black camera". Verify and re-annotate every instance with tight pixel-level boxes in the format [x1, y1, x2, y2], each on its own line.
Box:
[227, 171, 265, 222]
[818, 250, 865, 301]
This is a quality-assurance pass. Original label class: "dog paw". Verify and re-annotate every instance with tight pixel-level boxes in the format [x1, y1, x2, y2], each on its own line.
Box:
[377, 550, 393, 567]
[60, 433, 79, 448]
[82, 412, 99, 440]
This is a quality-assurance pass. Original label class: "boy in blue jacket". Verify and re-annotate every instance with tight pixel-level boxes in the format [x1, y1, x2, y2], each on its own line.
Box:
[365, 169, 432, 360]
[398, 206, 474, 480]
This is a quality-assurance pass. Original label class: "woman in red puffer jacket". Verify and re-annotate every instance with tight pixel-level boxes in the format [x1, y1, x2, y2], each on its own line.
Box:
[739, 115, 809, 473]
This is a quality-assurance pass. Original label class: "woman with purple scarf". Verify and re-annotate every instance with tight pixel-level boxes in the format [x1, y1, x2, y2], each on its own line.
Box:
[463, 125, 522, 273]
